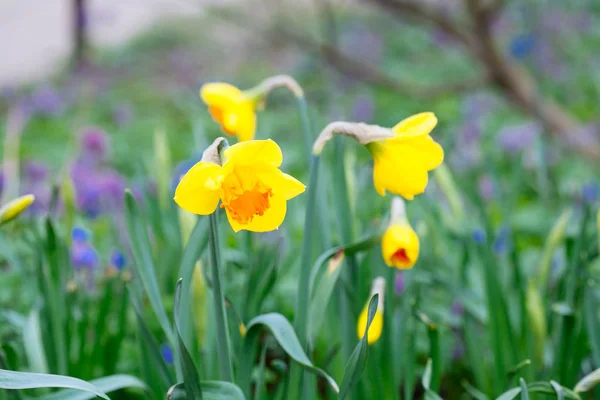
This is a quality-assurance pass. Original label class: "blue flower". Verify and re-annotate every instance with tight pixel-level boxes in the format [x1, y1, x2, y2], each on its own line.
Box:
[492, 226, 511, 254]
[582, 181, 599, 205]
[160, 344, 174, 365]
[472, 228, 487, 245]
[509, 34, 535, 60]
[72, 227, 89, 242]
[71, 243, 98, 270]
[110, 250, 126, 271]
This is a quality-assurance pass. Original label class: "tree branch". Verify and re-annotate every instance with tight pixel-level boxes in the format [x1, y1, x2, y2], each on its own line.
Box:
[275, 27, 488, 98]
[366, 0, 600, 159]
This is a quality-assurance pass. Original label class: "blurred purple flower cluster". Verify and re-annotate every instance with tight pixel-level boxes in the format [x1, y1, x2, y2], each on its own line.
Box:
[450, 92, 498, 171]
[496, 121, 542, 153]
[21, 161, 51, 214]
[71, 127, 125, 218]
[71, 227, 99, 270]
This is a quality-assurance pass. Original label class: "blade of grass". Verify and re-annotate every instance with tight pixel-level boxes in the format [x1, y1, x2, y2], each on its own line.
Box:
[124, 190, 174, 343]
[174, 280, 203, 400]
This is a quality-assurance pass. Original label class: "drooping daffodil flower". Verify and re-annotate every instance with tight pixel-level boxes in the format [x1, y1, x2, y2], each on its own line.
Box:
[200, 83, 257, 142]
[313, 112, 444, 200]
[200, 76, 304, 143]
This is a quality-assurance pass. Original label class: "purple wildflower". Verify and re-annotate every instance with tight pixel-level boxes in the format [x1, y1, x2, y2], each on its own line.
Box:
[0, 170, 4, 196]
[451, 300, 464, 317]
[112, 103, 134, 127]
[80, 127, 109, 163]
[452, 338, 465, 361]
[394, 272, 406, 295]
[71, 242, 99, 271]
[340, 24, 383, 65]
[24, 161, 48, 183]
[497, 121, 542, 153]
[71, 163, 125, 218]
[351, 93, 375, 122]
[478, 175, 495, 201]
[461, 93, 497, 120]
[30, 84, 64, 116]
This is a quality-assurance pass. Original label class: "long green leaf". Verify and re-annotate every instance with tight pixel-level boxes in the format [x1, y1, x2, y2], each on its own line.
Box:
[527, 382, 579, 399]
[245, 313, 339, 394]
[338, 294, 379, 400]
[550, 380, 565, 400]
[308, 235, 381, 344]
[574, 368, 600, 393]
[43, 219, 68, 375]
[584, 285, 600, 366]
[175, 280, 203, 400]
[168, 382, 245, 400]
[519, 379, 530, 400]
[0, 369, 108, 399]
[23, 306, 49, 374]
[35, 375, 148, 400]
[124, 190, 174, 342]
[128, 287, 174, 390]
[495, 388, 521, 400]
[177, 218, 208, 348]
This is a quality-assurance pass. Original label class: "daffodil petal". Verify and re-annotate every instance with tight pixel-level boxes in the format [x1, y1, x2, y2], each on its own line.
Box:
[223, 139, 283, 167]
[200, 83, 244, 108]
[174, 161, 222, 215]
[258, 169, 305, 200]
[392, 112, 437, 138]
[372, 153, 429, 199]
[387, 135, 444, 171]
[225, 193, 287, 233]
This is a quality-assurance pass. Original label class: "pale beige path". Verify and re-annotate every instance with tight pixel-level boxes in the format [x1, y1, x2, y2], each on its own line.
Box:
[0, 0, 213, 86]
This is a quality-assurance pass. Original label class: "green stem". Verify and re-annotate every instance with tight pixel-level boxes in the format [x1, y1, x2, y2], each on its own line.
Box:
[556, 205, 590, 384]
[332, 136, 359, 362]
[295, 96, 313, 162]
[208, 212, 234, 382]
[296, 95, 332, 252]
[288, 155, 321, 400]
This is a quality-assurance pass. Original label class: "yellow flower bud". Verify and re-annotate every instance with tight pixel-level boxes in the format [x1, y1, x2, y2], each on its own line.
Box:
[357, 277, 385, 345]
[0, 194, 35, 226]
[381, 198, 419, 269]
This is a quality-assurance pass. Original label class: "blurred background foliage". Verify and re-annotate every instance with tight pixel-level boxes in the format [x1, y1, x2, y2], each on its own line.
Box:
[1, 0, 600, 399]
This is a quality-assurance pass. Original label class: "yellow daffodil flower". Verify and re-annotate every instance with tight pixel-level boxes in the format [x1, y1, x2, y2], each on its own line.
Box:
[367, 112, 443, 199]
[382, 197, 419, 269]
[200, 83, 257, 142]
[357, 277, 386, 345]
[174, 139, 305, 232]
[0, 194, 35, 226]
[313, 112, 443, 200]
